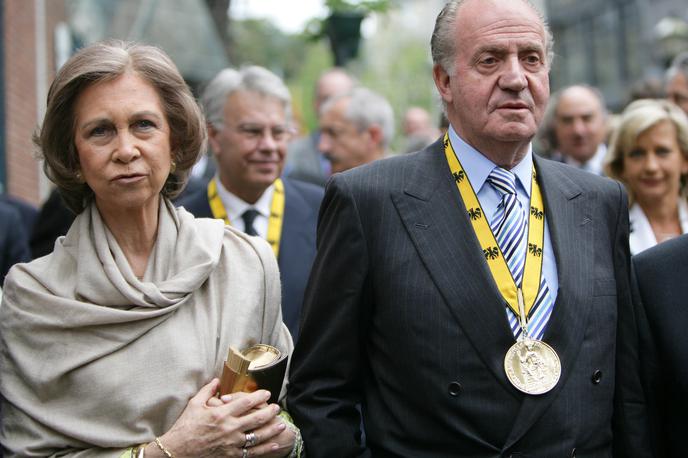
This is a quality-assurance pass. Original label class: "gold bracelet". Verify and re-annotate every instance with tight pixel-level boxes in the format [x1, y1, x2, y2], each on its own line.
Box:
[154, 437, 174, 458]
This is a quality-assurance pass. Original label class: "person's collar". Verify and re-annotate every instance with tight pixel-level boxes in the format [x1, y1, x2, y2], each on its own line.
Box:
[448, 125, 533, 196]
[561, 143, 607, 175]
[214, 176, 274, 222]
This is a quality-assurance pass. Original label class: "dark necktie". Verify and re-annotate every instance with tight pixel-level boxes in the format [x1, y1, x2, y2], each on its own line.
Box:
[241, 209, 260, 236]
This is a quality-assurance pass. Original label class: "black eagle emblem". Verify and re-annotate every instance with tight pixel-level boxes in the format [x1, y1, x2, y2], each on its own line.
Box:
[467, 208, 482, 220]
[483, 246, 500, 260]
[528, 243, 543, 257]
[453, 171, 465, 183]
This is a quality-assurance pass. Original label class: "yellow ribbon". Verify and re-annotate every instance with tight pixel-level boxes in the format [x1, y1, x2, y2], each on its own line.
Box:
[207, 177, 285, 258]
[443, 134, 546, 318]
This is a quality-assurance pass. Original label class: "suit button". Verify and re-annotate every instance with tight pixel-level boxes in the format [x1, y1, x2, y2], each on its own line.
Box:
[448, 381, 462, 396]
[591, 370, 602, 384]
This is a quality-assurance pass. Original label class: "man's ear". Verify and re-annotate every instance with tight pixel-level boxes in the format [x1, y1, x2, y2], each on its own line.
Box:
[433, 64, 453, 105]
[368, 124, 383, 147]
[206, 123, 222, 158]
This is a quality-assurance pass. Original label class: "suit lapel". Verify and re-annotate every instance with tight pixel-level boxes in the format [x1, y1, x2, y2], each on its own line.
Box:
[391, 141, 516, 392]
[504, 157, 596, 448]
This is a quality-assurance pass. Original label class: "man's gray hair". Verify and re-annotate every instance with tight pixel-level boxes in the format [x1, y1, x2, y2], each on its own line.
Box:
[201, 65, 292, 129]
[430, 0, 555, 74]
[667, 52, 688, 82]
[322, 87, 395, 148]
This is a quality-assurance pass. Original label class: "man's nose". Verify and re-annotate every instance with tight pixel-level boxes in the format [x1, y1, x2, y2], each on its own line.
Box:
[256, 130, 279, 151]
[318, 133, 332, 153]
[499, 57, 528, 92]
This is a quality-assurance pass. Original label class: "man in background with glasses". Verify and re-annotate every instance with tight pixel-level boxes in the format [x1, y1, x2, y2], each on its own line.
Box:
[179, 66, 323, 341]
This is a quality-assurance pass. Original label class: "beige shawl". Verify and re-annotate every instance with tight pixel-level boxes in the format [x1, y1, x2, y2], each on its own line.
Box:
[0, 199, 292, 457]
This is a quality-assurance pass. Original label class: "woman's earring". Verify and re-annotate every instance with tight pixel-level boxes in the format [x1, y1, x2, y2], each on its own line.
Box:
[170, 161, 177, 174]
[75, 171, 84, 183]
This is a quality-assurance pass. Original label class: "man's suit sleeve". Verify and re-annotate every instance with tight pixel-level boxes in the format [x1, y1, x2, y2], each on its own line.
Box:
[287, 174, 371, 457]
[611, 182, 652, 458]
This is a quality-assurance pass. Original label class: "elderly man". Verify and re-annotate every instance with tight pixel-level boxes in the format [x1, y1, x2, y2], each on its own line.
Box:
[284, 68, 355, 186]
[288, 1, 643, 456]
[541, 84, 609, 175]
[667, 51, 688, 115]
[317, 87, 394, 173]
[179, 66, 323, 340]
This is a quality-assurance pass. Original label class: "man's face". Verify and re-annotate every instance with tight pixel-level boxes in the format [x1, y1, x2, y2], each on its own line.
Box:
[209, 90, 289, 201]
[554, 87, 607, 163]
[667, 72, 688, 115]
[433, 0, 549, 158]
[318, 97, 375, 174]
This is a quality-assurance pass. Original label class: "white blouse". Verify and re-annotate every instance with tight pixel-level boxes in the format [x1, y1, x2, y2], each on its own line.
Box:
[629, 199, 688, 255]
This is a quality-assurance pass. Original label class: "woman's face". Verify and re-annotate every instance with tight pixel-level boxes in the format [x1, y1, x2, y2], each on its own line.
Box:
[621, 120, 688, 205]
[73, 71, 172, 215]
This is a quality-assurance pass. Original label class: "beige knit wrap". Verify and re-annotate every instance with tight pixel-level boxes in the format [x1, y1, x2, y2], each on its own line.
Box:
[0, 199, 292, 457]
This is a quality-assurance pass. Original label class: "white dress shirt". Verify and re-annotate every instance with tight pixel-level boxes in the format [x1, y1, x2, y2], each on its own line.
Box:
[214, 176, 274, 239]
[448, 126, 559, 303]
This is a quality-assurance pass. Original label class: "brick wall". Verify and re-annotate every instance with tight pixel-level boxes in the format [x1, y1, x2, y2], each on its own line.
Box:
[4, 0, 39, 204]
[3, 0, 65, 206]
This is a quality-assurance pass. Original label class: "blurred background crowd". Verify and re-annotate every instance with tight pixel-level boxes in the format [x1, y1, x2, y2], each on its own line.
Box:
[1, 0, 688, 280]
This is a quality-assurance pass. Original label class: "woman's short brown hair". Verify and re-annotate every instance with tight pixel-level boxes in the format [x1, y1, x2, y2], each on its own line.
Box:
[605, 99, 688, 200]
[35, 39, 206, 214]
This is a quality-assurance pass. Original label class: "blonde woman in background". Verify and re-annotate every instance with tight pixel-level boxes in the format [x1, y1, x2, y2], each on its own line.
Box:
[606, 99, 688, 254]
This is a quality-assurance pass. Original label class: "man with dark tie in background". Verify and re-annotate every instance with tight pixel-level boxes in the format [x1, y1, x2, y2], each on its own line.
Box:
[179, 66, 323, 341]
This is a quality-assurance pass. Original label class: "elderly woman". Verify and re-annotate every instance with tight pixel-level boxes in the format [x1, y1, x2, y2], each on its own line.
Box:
[0, 41, 300, 457]
[606, 99, 688, 254]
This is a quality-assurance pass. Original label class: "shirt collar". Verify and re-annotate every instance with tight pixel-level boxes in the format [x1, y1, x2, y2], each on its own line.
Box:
[214, 176, 274, 222]
[448, 125, 533, 197]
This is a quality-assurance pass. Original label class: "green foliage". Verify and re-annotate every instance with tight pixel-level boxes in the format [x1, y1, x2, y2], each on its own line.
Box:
[325, 0, 393, 13]
[230, 19, 310, 80]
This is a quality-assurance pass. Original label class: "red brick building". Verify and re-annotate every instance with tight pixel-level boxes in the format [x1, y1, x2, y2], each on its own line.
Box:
[2, 0, 65, 205]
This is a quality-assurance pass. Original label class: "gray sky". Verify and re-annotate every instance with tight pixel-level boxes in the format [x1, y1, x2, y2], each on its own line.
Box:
[231, 0, 328, 33]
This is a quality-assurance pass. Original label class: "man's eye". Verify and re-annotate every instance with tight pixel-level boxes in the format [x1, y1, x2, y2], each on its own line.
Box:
[480, 57, 498, 66]
[244, 128, 262, 137]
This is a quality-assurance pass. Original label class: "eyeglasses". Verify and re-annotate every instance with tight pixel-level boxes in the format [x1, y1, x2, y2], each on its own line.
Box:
[231, 123, 294, 143]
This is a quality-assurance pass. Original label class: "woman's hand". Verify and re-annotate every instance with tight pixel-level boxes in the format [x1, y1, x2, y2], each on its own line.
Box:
[145, 378, 287, 457]
[207, 394, 296, 457]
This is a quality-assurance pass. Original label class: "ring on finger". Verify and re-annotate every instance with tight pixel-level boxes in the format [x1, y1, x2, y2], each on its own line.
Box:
[242, 447, 249, 458]
[244, 431, 257, 447]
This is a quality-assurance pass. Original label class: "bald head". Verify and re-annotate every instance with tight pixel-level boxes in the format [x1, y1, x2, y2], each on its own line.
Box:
[552, 85, 607, 163]
[315, 68, 355, 113]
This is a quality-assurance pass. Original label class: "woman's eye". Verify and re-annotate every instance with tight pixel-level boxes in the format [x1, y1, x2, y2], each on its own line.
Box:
[135, 119, 156, 130]
[89, 126, 110, 137]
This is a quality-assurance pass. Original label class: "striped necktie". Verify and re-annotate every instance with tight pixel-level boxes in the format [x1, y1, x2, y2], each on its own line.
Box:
[487, 167, 554, 340]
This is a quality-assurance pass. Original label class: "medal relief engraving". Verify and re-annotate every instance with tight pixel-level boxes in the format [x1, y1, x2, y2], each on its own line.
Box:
[504, 339, 561, 395]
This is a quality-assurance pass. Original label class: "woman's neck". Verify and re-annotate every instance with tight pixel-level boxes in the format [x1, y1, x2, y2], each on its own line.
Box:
[638, 196, 682, 243]
[96, 197, 160, 278]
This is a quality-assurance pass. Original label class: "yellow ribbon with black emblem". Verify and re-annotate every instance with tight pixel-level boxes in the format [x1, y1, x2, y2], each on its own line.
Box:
[207, 177, 285, 258]
[443, 133, 546, 319]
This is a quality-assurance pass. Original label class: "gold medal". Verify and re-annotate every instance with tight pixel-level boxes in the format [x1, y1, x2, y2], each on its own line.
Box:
[504, 338, 561, 395]
[503, 288, 561, 395]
